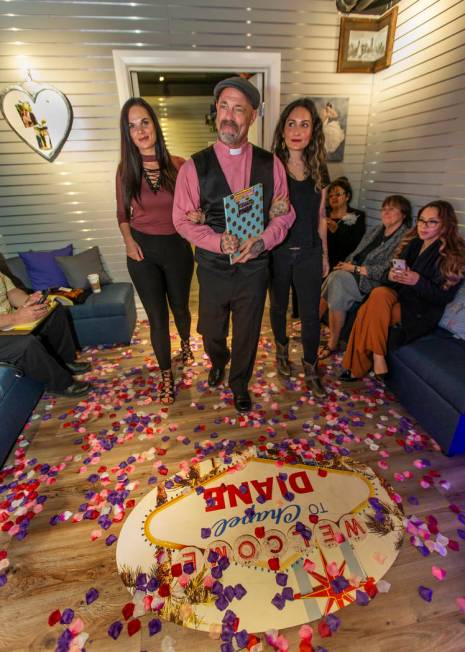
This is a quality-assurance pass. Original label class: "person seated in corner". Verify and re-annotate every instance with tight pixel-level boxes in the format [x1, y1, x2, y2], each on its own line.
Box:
[319, 194, 412, 358]
[0, 271, 91, 397]
[340, 200, 465, 382]
[326, 176, 366, 269]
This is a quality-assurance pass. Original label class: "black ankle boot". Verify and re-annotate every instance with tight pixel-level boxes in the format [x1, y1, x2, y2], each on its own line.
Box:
[302, 358, 327, 398]
[276, 340, 292, 377]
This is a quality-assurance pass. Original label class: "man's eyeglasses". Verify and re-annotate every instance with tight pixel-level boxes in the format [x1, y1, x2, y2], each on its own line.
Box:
[417, 218, 440, 227]
[329, 192, 345, 198]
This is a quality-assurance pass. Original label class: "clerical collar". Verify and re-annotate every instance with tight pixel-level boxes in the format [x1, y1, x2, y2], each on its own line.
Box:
[229, 147, 242, 156]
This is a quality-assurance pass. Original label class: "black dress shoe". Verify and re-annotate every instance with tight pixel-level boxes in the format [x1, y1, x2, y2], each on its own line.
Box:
[53, 381, 90, 397]
[374, 372, 389, 383]
[67, 360, 91, 374]
[339, 369, 357, 382]
[208, 366, 225, 388]
[233, 391, 252, 413]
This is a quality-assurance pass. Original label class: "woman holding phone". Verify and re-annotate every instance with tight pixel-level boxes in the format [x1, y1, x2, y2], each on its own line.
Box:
[340, 200, 465, 381]
[116, 97, 194, 405]
[319, 194, 411, 358]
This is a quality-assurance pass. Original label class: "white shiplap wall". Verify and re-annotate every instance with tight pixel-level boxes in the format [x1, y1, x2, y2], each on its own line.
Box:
[0, 0, 372, 281]
[361, 0, 465, 231]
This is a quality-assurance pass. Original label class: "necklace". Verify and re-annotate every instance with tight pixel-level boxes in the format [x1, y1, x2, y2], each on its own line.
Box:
[143, 166, 161, 193]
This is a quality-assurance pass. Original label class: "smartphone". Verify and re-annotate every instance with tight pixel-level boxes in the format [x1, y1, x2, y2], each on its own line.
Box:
[37, 290, 49, 304]
[391, 258, 407, 271]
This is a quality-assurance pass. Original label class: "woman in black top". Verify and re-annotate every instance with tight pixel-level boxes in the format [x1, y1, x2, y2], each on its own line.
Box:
[269, 98, 329, 398]
[341, 200, 465, 380]
[326, 177, 365, 269]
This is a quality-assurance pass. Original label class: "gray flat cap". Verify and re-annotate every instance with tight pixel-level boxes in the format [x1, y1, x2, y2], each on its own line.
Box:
[213, 76, 261, 109]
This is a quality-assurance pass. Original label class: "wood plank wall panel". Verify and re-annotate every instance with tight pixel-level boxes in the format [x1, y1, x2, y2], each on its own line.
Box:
[0, 0, 373, 281]
[361, 0, 465, 231]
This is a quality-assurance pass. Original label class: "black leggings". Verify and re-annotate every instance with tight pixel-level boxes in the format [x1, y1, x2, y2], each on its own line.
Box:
[269, 246, 323, 364]
[127, 229, 194, 370]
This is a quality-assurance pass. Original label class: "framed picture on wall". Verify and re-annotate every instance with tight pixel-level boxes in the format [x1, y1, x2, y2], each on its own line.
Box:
[337, 6, 398, 73]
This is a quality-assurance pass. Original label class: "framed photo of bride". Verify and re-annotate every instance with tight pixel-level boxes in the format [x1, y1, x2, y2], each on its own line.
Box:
[337, 6, 398, 74]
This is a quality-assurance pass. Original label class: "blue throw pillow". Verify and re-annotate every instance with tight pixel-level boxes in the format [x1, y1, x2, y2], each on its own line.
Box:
[19, 244, 73, 290]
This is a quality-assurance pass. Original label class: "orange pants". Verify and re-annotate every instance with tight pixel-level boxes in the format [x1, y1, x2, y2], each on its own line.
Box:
[342, 287, 401, 378]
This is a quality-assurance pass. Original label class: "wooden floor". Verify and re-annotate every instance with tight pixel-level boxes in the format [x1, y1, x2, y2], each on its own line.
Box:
[1, 302, 465, 652]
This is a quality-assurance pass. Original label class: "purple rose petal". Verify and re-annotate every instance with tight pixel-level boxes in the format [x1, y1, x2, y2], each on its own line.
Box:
[148, 618, 162, 636]
[355, 589, 369, 606]
[418, 585, 433, 602]
[85, 587, 99, 604]
[108, 621, 123, 640]
[276, 572, 288, 587]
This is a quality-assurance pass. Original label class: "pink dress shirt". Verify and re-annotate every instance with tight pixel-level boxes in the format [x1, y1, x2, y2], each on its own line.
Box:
[172, 141, 295, 254]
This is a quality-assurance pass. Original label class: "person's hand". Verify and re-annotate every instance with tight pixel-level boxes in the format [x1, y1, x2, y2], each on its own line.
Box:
[326, 217, 339, 233]
[269, 194, 289, 219]
[391, 267, 420, 286]
[23, 291, 43, 307]
[322, 253, 329, 278]
[334, 261, 355, 273]
[234, 236, 265, 264]
[14, 302, 49, 324]
[186, 209, 205, 224]
[220, 232, 240, 255]
[125, 237, 144, 261]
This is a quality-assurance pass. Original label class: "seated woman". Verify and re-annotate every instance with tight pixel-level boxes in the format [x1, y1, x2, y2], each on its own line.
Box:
[326, 177, 366, 269]
[340, 200, 465, 381]
[319, 194, 411, 357]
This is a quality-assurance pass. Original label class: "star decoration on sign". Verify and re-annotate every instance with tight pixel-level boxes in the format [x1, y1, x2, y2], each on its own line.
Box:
[294, 548, 374, 615]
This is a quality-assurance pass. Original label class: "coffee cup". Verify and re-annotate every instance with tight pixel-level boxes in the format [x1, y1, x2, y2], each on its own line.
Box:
[87, 273, 101, 293]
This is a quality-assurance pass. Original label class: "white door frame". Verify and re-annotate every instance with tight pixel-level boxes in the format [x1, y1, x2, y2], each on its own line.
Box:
[112, 50, 281, 149]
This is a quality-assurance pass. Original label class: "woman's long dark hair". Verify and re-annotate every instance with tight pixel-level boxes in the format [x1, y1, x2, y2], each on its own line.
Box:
[118, 97, 178, 218]
[272, 97, 327, 190]
[396, 200, 465, 289]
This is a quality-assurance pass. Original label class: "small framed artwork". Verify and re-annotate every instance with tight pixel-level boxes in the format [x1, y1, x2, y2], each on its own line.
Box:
[337, 6, 398, 74]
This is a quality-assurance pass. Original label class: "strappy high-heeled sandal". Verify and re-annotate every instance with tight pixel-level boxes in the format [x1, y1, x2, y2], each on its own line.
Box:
[159, 369, 175, 405]
[180, 339, 194, 366]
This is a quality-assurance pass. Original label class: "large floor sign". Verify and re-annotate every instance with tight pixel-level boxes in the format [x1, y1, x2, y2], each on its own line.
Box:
[116, 445, 404, 633]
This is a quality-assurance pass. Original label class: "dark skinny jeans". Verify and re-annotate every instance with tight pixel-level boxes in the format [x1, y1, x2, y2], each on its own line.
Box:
[269, 245, 323, 365]
[127, 229, 194, 370]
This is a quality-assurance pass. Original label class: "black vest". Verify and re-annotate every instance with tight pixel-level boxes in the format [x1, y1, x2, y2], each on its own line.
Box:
[192, 144, 274, 273]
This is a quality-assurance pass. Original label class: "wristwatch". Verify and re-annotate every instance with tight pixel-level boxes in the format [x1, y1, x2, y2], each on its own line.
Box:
[354, 265, 360, 274]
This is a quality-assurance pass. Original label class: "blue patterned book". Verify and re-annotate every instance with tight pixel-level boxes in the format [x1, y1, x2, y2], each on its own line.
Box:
[223, 183, 264, 263]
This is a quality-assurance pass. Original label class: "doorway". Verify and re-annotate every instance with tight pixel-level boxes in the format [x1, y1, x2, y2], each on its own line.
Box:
[113, 50, 281, 150]
[131, 70, 264, 158]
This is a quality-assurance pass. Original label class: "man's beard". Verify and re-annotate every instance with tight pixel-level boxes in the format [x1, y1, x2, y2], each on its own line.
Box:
[218, 119, 241, 146]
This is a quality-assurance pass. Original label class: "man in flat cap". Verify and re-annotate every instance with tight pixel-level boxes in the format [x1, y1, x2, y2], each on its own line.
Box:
[173, 76, 295, 413]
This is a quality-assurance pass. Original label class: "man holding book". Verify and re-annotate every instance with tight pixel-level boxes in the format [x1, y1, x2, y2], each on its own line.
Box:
[173, 77, 295, 412]
[0, 272, 90, 396]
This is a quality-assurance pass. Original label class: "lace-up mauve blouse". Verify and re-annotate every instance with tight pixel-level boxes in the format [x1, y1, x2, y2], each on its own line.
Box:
[115, 154, 184, 235]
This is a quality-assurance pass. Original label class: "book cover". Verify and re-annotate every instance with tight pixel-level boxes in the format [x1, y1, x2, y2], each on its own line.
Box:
[0, 301, 57, 334]
[223, 183, 264, 263]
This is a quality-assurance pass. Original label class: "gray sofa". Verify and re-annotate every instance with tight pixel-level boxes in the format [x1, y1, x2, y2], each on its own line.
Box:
[5, 254, 137, 348]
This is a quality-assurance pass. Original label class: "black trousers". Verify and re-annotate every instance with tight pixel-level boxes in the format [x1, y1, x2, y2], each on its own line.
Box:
[197, 264, 268, 394]
[269, 246, 323, 364]
[0, 304, 76, 390]
[127, 230, 194, 370]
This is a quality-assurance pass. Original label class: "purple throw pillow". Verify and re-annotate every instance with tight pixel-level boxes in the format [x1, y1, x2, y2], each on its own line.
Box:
[19, 244, 73, 290]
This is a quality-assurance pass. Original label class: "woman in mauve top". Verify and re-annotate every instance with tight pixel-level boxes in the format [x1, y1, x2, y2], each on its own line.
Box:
[116, 97, 194, 405]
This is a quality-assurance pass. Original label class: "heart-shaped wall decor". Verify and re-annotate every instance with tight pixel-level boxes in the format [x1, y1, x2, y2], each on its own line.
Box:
[0, 80, 73, 162]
